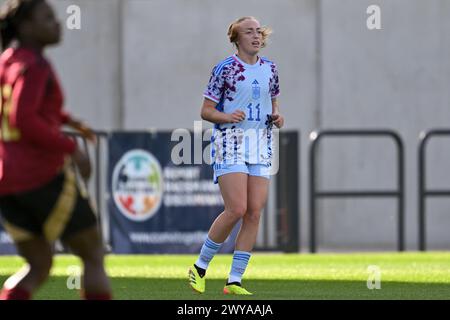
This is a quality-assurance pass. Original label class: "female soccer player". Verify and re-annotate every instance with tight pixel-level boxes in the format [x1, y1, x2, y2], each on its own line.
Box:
[0, 0, 112, 300]
[189, 16, 284, 295]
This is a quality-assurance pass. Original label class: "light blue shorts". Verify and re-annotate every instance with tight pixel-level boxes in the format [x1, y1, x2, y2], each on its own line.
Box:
[213, 162, 271, 184]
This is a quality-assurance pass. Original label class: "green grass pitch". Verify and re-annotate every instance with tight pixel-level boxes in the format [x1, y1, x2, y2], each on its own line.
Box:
[0, 252, 449, 300]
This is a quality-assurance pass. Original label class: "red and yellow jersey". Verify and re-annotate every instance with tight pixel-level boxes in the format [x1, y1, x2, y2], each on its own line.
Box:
[0, 46, 76, 195]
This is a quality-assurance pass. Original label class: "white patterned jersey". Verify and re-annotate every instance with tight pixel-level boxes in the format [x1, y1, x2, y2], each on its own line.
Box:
[203, 54, 280, 166]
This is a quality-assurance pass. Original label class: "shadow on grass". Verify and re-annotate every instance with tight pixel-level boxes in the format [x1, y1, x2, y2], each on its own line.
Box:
[0, 276, 449, 300]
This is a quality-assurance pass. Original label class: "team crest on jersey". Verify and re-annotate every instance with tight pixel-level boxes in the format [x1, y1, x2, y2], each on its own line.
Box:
[252, 79, 260, 100]
[112, 150, 163, 221]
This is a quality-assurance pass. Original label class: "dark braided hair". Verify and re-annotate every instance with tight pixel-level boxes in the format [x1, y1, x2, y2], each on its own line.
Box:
[0, 0, 44, 50]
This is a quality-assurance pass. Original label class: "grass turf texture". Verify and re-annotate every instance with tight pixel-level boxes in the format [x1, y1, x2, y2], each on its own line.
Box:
[0, 252, 449, 300]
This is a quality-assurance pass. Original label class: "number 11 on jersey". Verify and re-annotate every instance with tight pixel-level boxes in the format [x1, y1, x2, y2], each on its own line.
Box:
[245, 102, 261, 121]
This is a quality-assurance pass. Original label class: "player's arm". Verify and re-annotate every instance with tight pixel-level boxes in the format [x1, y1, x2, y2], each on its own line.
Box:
[200, 98, 245, 124]
[11, 63, 76, 154]
[271, 98, 284, 128]
[64, 115, 97, 143]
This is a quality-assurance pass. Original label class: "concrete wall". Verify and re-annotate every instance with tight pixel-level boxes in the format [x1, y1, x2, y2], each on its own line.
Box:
[318, 0, 450, 250]
[11, 0, 450, 251]
[48, 0, 122, 130]
[121, 0, 316, 133]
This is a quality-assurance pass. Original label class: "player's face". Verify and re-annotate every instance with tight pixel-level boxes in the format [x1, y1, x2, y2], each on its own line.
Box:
[236, 18, 262, 56]
[29, 1, 62, 46]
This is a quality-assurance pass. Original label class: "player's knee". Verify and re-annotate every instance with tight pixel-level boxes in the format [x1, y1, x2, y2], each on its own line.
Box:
[244, 209, 262, 224]
[226, 203, 247, 219]
[75, 240, 105, 266]
[67, 227, 104, 261]
[76, 243, 104, 265]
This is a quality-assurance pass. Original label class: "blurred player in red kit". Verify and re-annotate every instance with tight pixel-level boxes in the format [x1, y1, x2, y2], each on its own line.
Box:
[0, 0, 112, 300]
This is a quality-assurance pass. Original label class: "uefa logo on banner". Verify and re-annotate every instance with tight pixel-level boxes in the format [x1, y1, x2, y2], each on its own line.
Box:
[112, 149, 164, 221]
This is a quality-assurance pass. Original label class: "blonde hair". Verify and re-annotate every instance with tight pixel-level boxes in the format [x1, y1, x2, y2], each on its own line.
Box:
[227, 16, 272, 49]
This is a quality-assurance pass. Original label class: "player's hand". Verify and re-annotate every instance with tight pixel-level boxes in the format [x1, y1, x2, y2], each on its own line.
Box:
[227, 110, 246, 123]
[271, 113, 284, 128]
[68, 119, 97, 143]
[72, 147, 92, 181]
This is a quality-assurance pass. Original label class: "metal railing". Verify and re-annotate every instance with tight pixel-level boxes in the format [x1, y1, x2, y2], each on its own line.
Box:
[418, 129, 450, 251]
[276, 131, 300, 252]
[309, 129, 405, 253]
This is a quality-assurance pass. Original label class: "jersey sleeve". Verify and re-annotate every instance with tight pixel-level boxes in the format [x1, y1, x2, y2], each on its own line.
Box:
[10, 62, 77, 154]
[270, 63, 280, 98]
[203, 65, 225, 103]
[60, 109, 72, 124]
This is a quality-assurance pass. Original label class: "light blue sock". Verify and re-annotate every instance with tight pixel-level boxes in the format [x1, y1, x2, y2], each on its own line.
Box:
[228, 251, 251, 284]
[195, 236, 222, 270]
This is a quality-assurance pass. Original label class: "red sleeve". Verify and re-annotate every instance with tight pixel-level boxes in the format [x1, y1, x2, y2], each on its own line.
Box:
[10, 62, 77, 154]
[60, 109, 72, 124]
